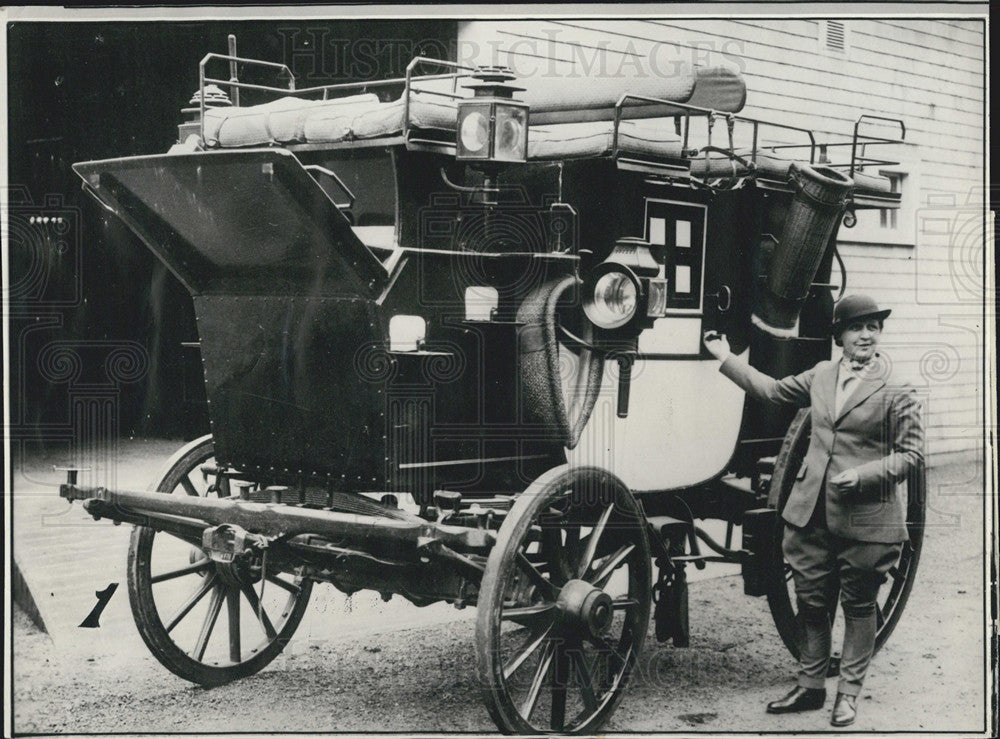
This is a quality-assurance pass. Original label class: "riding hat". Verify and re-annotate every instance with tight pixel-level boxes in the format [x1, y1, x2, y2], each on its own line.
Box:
[831, 294, 891, 332]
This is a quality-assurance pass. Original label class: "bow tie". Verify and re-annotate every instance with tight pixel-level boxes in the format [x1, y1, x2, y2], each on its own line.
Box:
[845, 357, 870, 373]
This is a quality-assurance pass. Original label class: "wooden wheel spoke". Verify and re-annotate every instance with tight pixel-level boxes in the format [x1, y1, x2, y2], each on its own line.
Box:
[515, 553, 558, 600]
[164, 573, 218, 633]
[588, 635, 632, 685]
[875, 601, 886, 629]
[240, 583, 277, 640]
[191, 585, 225, 661]
[519, 641, 555, 722]
[571, 648, 600, 713]
[504, 624, 554, 680]
[226, 587, 241, 663]
[150, 559, 211, 584]
[265, 574, 302, 596]
[577, 505, 614, 578]
[179, 474, 200, 497]
[502, 602, 556, 624]
[550, 643, 569, 731]
[564, 527, 581, 551]
[590, 543, 636, 589]
[887, 565, 903, 582]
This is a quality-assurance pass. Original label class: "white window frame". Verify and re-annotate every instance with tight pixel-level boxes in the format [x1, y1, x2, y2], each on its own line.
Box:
[838, 148, 921, 247]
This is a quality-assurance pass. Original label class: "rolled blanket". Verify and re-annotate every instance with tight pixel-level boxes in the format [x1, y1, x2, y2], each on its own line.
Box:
[203, 93, 379, 147]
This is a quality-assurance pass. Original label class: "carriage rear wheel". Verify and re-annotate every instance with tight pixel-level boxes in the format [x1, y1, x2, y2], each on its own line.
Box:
[475, 466, 652, 735]
[127, 435, 312, 686]
[765, 409, 925, 659]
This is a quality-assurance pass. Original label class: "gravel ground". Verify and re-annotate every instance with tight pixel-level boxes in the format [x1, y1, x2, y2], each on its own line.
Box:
[11, 461, 989, 735]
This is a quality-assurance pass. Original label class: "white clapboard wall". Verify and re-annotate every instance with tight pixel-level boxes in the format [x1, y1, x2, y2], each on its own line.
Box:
[458, 19, 987, 465]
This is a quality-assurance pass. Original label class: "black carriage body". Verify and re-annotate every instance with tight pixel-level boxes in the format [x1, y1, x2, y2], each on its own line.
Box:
[75, 140, 844, 499]
[75, 147, 595, 498]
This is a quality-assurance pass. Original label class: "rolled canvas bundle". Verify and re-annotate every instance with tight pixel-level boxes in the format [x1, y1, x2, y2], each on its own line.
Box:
[756, 163, 854, 332]
[516, 65, 746, 125]
[203, 65, 746, 147]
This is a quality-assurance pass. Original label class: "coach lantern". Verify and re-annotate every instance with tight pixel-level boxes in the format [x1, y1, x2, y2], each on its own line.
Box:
[456, 65, 528, 162]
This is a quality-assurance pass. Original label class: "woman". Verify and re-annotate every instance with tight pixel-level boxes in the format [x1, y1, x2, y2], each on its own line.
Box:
[703, 294, 923, 727]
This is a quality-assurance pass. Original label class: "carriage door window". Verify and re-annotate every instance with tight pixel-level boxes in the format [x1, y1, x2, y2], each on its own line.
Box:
[645, 199, 707, 313]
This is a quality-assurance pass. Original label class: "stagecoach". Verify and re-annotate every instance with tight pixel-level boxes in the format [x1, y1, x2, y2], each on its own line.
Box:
[61, 36, 922, 733]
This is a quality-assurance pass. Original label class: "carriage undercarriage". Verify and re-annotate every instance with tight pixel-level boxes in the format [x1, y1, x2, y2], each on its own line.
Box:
[60, 422, 923, 733]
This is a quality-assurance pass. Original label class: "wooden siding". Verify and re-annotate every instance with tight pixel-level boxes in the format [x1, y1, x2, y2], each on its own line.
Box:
[459, 19, 987, 464]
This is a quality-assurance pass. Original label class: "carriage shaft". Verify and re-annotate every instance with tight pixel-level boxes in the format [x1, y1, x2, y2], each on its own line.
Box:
[60, 483, 495, 555]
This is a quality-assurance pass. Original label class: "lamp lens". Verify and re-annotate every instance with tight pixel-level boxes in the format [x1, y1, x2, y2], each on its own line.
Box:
[590, 272, 638, 328]
[460, 111, 489, 153]
[494, 105, 527, 161]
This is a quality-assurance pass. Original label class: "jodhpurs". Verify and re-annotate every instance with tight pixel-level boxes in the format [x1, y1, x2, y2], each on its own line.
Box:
[782, 522, 903, 696]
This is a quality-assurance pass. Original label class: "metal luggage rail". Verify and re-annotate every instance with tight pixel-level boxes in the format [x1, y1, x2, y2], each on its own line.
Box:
[613, 92, 817, 166]
[610, 93, 906, 200]
[197, 36, 475, 147]
[766, 114, 906, 176]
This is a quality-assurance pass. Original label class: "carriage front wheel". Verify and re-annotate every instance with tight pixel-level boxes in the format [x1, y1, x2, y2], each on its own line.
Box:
[765, 409, 925, 660]
[126, 435, 313, 686]
[475, 465, 652, 735]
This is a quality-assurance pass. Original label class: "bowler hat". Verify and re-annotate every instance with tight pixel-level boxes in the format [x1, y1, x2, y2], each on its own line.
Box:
[831, 294, 891, 332]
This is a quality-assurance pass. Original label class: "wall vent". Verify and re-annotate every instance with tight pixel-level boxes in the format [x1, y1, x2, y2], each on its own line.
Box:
[825, 20, 847, 52]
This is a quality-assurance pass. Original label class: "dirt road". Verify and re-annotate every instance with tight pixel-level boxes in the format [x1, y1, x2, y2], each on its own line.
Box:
[11, 462, 988, 734]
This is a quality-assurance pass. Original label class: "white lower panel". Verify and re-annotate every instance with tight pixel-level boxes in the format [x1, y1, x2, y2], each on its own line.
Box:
[567, 351, 747, 490]
[637, 316, 703, 355]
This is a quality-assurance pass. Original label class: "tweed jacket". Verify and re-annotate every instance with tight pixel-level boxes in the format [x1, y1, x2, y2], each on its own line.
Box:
[721, 354, 923, 542]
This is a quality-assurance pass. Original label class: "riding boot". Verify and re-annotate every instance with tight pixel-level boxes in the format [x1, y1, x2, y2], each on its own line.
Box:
[838, 608, 877, 696]
[795, 602, 832, 689]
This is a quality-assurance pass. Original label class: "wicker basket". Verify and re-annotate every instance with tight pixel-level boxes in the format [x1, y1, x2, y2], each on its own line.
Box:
[760, 163, 853, 330]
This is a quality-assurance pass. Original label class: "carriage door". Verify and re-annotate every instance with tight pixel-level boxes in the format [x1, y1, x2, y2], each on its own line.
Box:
[568, 197, 745, 491]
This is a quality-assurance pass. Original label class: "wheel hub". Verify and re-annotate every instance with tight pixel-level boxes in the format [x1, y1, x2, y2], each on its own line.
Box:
[556, 579, 613, 638]
[212, 552, 262, 589]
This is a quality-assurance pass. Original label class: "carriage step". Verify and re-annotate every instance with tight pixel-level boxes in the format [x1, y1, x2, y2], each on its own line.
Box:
[741, 508, 777, 596]
[645, 514, 688, 540]
[645, 514, 690, 562]
[754, 456, 777, 496]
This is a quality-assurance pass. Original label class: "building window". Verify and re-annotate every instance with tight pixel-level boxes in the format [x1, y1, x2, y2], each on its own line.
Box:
[839, 155, 921, 247]
[879, 172, 905, 230]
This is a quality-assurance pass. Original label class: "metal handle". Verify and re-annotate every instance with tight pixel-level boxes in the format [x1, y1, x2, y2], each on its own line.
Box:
[707, 285, 732, 312]
[303, 165, 356, 209]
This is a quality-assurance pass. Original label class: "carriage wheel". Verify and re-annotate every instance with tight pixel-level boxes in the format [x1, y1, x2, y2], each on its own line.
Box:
[765, 409, 925, 659]
[475, 466, 652, 735]
[127, 435, 312, 686]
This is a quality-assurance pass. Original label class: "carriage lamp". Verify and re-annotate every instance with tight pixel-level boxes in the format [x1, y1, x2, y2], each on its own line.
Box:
[583, 238, 668, 331]
[456, 67, 528, 163]
[646, 278, 669, 318]
[584, 269, 640, 329]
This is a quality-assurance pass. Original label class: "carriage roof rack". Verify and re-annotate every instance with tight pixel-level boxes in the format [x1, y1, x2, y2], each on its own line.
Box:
[608, 94, 904, 206]
[197, 41, 477, 154]
[197, 38, 905, 207]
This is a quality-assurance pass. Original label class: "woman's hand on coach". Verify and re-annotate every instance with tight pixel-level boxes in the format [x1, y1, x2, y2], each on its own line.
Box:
[703, 330, 731, 361]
